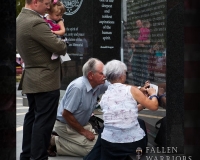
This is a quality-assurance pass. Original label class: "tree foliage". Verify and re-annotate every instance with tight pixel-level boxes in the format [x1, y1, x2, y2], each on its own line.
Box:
[16, 0, 25, 17]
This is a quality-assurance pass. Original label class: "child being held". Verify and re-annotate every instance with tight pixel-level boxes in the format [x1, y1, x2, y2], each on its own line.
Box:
[137, 20, 150, 43]
[44, 0, 68, 60]
[130, 20, 151, 47]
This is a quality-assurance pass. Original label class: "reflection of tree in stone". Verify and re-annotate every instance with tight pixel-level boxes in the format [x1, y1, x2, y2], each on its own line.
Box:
[16, 0, 25, 17]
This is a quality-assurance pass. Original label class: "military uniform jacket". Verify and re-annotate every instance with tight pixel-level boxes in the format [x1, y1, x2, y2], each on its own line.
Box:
[16, 8, 67, 94]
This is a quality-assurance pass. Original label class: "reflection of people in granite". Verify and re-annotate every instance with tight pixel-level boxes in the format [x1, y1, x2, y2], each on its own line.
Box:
[151, 42, 165, 70]
[127, 40, 136, 76]
[128, 42, 136, 63]
[71, 34, 89, 76]
[148, 42, 166, 82]
[158, 85, 166, 109]
[76, 36, 88, 55]
[130, 20, 151, 47]
[123, 31, 132, 80]
[126, 19, 151, 86]
[75, 35, 89, 64]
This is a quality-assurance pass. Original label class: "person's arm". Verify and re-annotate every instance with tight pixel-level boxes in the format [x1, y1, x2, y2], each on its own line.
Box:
[137, 39, 150, 45]
[137, 104, 145, 111]
[52, 20, 65, 36]
[62, 109, 95, 141]
[131, 86, 158, 111]
[32, 20, 67, 55]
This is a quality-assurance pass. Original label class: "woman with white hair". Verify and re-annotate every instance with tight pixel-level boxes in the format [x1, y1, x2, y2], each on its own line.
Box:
[84, 59, 158, 160]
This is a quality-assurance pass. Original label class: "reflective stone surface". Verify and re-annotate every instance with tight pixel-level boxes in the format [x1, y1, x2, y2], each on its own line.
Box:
[61, 0, 121, 88]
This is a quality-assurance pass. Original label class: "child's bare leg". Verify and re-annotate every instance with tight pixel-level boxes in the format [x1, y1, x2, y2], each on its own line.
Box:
[136, 40, 145, 47]
[130, 38, 137, 44]
[143, 39, 150, 45]
[138, 40, 150, 47]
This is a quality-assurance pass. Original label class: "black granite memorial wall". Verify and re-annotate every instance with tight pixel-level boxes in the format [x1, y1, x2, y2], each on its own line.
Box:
[123, 0, 167, 87]
[61, 0, 121, 88]
[123, 0, 184, 155]
[166, 0, 184, 154]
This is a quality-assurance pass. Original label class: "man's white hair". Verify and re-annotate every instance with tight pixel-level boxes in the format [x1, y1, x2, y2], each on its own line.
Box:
[82, 58, 101, 76]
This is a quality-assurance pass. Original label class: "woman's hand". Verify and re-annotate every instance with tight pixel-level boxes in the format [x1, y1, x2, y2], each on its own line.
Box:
[140, 80, 150, 96]
[146, 87, 156, 96]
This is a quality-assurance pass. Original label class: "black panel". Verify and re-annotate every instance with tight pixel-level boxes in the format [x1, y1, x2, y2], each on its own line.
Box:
[93, 0, 121, 64]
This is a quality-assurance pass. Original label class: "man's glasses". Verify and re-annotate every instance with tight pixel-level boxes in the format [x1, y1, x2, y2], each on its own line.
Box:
[93, 71, 104, 75]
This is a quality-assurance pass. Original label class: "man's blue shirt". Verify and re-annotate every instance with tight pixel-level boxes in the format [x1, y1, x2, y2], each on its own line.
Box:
[57, 76, 108, 126]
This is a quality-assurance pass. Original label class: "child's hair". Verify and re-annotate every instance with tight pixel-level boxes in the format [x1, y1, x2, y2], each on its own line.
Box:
[143, 20, 150, 28]
[48, 0, 66, 15]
